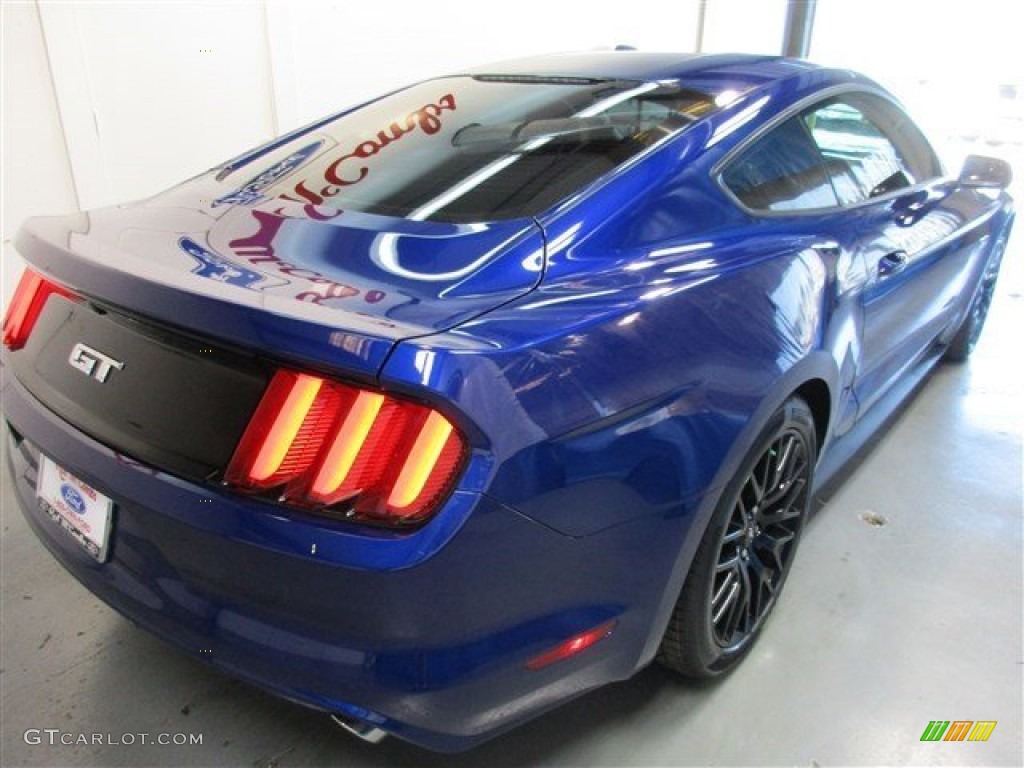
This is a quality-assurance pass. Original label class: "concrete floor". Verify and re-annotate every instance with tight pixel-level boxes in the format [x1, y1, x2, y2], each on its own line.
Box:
[2, 254, 1021, 767]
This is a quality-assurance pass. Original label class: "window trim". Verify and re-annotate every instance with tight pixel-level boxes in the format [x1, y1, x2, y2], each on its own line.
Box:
[712, 84, 951, 219]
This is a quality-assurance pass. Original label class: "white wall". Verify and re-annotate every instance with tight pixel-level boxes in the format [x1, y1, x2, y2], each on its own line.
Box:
[1, 2, 79, 308]
[38, 1, 277, 210]
[700, 0, 787, 55]
[266, 0, 703, 132]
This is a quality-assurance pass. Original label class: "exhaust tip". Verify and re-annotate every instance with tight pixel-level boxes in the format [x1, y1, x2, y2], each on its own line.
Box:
[330, 713, 388, 744]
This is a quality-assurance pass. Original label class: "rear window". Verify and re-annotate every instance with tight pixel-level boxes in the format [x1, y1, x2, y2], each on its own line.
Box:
[263, 76, 716, 223]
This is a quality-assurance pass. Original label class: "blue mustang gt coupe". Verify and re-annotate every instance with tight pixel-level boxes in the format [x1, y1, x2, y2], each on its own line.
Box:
[3, 52, 1013, 750]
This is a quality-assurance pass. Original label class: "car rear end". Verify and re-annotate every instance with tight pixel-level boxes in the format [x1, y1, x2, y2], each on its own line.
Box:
[2, 60, 744, 749]
[2, 236, 653, 751]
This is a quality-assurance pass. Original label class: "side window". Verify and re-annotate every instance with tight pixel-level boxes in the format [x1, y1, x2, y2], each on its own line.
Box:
[721, 117, 839, 212]
[803, 94, 943, 204]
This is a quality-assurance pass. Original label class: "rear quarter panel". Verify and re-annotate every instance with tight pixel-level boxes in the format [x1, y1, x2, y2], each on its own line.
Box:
[380, 77, 886, 670]
[381, 175, 851, 675]
[383, 99, 858, 538]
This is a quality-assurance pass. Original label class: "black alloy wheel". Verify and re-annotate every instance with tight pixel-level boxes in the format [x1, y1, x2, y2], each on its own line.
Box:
[709, 427, 809, 651]
[658, 396, 816, 678]
[944, 236, 1007, 362]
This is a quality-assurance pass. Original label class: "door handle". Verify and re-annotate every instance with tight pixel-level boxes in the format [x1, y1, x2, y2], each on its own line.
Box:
[878, 250, 908, 278]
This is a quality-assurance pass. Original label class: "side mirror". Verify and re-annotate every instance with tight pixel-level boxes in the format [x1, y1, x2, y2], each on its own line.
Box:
[959, 155, 1013, 190]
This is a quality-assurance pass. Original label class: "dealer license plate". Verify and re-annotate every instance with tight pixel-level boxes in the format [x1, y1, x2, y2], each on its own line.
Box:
[36, 455, 113, 562]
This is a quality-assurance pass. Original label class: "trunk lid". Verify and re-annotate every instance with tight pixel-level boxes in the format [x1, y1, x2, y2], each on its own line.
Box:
[16, 129, 545, 377]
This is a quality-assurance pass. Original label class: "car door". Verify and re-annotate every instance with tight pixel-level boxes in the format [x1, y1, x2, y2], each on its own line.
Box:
[802, 93, 969, 415]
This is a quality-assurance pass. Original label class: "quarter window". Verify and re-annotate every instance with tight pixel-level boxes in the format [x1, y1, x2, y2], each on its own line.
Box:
[802, 93, 942, 204]
[721, 117, 839, 212]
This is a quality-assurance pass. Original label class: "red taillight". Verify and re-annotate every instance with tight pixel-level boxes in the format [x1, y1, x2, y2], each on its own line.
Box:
[226, 370, 468, 525]
[525, 620, 618, 671]
[228, 371, 330, 487]
[2, 269, 79, 350]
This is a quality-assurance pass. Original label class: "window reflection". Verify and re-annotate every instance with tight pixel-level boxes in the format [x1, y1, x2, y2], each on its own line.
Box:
[254, 76, 717, 223]
[802, 94, 941, 204]
[721, 117, 838, 211]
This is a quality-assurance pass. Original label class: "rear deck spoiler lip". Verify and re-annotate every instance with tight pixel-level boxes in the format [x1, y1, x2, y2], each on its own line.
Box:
[14, 208, 551, 388]
[14, 219, 403, 382]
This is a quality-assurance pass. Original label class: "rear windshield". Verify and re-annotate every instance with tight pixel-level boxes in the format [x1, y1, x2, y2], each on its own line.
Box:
[267, 75, 716, 223]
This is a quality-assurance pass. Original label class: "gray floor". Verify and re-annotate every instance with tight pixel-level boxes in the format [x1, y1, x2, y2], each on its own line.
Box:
[2, 259, 1021, 767]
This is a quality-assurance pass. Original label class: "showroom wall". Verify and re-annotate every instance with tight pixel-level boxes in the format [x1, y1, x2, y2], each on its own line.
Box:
[2, 0, 795, 305]
[2, 3, 79, 307]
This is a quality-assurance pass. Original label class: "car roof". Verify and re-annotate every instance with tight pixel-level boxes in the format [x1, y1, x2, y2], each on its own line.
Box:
[459, 51, 823, 96]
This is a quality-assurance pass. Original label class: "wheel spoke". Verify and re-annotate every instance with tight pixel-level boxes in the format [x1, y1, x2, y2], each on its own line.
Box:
[762, 440, 803, 507]
[726, 564, 752, 639]
[745, 552, 770, 620]
[760, 478, 807, 525]
[707, 424, 812, 651]
[783, 441, 805, 485]
[715, 554, 740, 573]
[748, 471, 764, 504]
[755, 529, 795, 572]
[970, 278, 997, 345]
[763, 457, 807, 508]
[711, 570, 740, 624]
[762, 443, 779, 490]
[722, 527, 744, 544]
[736, 495, 751, 527]
[772, 435, 794, 488]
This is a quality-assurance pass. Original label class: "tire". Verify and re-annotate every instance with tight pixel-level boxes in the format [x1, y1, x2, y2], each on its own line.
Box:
[657, 396, 817, 679]
[944, 236, 1006, 363]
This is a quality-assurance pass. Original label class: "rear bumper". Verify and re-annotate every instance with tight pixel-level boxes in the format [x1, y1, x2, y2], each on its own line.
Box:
[3, 372, 685, 751]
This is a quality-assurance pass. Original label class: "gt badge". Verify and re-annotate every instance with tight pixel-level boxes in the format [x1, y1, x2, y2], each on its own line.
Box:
[69, 342, 124, 383]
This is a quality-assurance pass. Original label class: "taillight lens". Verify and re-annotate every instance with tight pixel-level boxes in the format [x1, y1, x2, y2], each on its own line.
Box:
[226, 370, 467, 525]
[3, 269, 79, 350]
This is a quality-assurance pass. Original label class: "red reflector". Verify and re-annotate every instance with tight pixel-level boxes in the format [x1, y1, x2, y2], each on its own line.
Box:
[2, 269, 79, 350]
[225, 369, 468, 525]
[525, 620, 618, 671]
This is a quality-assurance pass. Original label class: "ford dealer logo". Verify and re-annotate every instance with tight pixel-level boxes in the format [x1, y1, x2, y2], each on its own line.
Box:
[60, 484, 86, 515]
[179, 237, 280, 290]
[212, 140, 323, 208]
